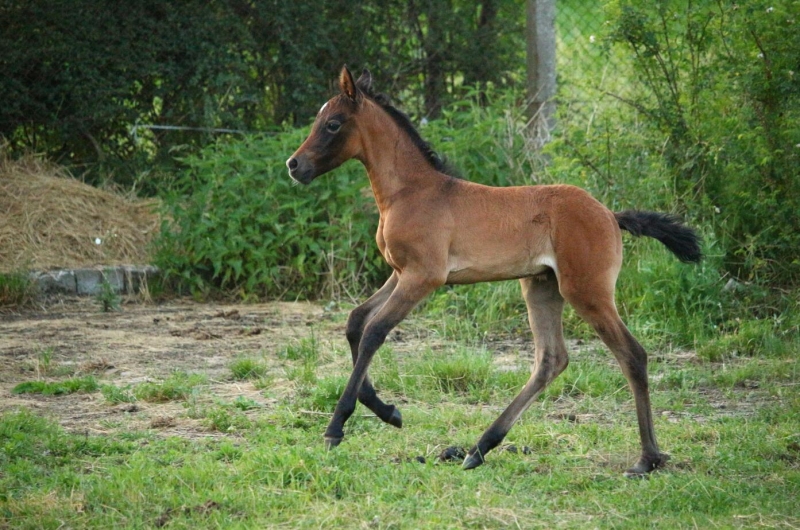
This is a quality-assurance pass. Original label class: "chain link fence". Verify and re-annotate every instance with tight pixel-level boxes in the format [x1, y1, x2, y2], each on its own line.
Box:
[555, 1, 635, 127]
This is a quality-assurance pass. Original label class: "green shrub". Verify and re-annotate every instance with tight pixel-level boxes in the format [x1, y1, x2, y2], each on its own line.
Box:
[154, 130, 388, 299]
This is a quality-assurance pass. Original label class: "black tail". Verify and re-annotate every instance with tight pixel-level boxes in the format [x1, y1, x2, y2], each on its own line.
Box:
[615, 210, 702, 263]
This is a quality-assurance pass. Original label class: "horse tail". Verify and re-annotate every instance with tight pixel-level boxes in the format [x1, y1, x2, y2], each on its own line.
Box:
[615, 210, 702, 264]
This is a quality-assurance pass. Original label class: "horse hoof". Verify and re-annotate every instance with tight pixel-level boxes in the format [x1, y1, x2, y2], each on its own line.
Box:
[388, 407, 403, 429]
[324, 436, 344, 450]
[624, 452, 670, 477]
[462, 451, 485, 470]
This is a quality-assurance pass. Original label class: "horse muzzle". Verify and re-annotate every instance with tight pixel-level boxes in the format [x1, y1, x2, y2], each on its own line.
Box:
[286, 155, 316, 185]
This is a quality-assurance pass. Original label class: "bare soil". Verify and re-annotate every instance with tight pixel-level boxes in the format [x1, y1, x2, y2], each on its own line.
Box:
[1, 297, 772, 442]
[0, 297, 343, 437]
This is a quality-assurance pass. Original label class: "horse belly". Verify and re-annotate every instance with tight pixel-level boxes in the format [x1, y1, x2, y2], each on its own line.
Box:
[445, 251, 554, 285]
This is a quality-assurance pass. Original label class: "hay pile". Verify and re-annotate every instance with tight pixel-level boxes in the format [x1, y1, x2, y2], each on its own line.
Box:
[0, 152, 160, 273]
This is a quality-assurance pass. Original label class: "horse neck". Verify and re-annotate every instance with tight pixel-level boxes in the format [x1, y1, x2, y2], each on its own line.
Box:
[355, 102, 438, 211]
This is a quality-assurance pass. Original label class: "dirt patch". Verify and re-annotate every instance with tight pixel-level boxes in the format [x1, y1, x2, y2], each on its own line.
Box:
[0, 297, 777, 440]
[0, 296, 343, 436]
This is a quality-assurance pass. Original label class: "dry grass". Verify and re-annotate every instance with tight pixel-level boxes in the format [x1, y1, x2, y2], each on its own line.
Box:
[0, 147, 160, 272]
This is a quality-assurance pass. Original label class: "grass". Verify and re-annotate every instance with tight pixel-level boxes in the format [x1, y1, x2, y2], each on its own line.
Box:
[0, 271, 38, 309]
[132, 371, 207, 403]
[229, 357, 269, 380]
[12, 376, 99, 396]
[2, 309, 798, 529]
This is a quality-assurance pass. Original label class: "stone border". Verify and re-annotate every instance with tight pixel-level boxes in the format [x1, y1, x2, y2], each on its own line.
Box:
[29, 266, 160, 296]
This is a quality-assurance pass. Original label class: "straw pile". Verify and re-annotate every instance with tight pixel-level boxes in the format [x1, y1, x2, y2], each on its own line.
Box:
[0, 152, 160, 273]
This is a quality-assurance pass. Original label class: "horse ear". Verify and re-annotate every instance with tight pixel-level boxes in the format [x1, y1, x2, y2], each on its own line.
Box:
[339, 66, 359, 102]
[355, 69, 373, 94]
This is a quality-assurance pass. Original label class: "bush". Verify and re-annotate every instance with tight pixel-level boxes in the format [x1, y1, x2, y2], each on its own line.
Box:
[154, 130, 387, 299]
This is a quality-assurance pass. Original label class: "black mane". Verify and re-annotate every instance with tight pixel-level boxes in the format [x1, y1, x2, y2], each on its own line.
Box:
[358, 84, 459, 178]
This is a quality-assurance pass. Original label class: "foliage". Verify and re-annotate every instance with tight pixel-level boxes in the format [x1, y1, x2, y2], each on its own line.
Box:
[0, 0, 523, 185]
[153, 130, 388, 299]
[0, 0, 257, 189]
[598, 0, 800, 283]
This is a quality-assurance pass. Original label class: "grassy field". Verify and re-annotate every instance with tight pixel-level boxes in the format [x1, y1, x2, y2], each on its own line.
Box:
[1, 298, 798, 529]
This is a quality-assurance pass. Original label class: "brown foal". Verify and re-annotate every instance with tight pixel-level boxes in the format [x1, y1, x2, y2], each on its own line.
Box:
[286, 66, 701, 475]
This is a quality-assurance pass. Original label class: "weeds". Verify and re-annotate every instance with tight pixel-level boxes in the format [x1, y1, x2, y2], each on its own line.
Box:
[95, 272, 121, 312]
[203, 404, 252, 433]
[12, 376, 99, 396]
[229, 357, 269, 381]
[101, 384, 137, 404]
[279, 334, 321, 363]
[0, 271, 37, 309]
[133, 372, 207, 403]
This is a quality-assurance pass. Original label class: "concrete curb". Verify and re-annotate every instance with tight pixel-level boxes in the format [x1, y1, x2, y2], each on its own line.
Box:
[29, 266, 160, 296]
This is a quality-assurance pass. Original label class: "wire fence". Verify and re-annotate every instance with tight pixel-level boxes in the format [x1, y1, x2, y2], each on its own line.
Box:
[555, 1, 635, 126]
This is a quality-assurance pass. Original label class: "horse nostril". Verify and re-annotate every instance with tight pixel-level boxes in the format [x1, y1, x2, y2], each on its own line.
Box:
[287, 158, 299, 171]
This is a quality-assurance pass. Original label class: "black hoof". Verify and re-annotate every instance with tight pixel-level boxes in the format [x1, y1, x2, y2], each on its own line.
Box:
[387, 407, 403, 429]
[324, 435, 343, 450]
[624, 452, 670, 477]
[462, 451, 485, 470]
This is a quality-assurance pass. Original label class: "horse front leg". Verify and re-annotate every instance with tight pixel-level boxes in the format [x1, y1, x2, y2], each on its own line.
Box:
[325, 271, 441, 448]
[345, 272, 402, 428]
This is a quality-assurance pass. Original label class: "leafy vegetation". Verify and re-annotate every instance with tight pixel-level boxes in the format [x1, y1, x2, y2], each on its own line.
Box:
[153, 131, 388, 299]
[1, 0, 523, 186]
[95, 273, 121, 313]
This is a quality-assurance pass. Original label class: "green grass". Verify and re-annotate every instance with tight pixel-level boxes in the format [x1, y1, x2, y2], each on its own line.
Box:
[0, 271, 38, 308]
[2, 316, 798, 528]
[12, 376, 99, 396]
[229, 357, 269, 381]
[101, 384, 137, 404]
[132, 371, 207, 403]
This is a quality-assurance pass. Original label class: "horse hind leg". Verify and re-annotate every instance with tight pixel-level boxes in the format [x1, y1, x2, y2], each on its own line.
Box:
[345, 272, 402, 428]
[464, 271, 569, 470]
[562, 280, 668, 476]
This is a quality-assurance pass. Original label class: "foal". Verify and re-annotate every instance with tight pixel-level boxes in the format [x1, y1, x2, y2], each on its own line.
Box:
[286, 66, 701, 475]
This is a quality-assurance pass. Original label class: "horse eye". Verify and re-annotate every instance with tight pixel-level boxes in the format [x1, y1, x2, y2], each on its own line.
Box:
[326, 120, 341, 133]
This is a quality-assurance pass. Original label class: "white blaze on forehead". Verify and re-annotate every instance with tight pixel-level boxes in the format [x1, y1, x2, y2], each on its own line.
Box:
[318, 101, 329, 115]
